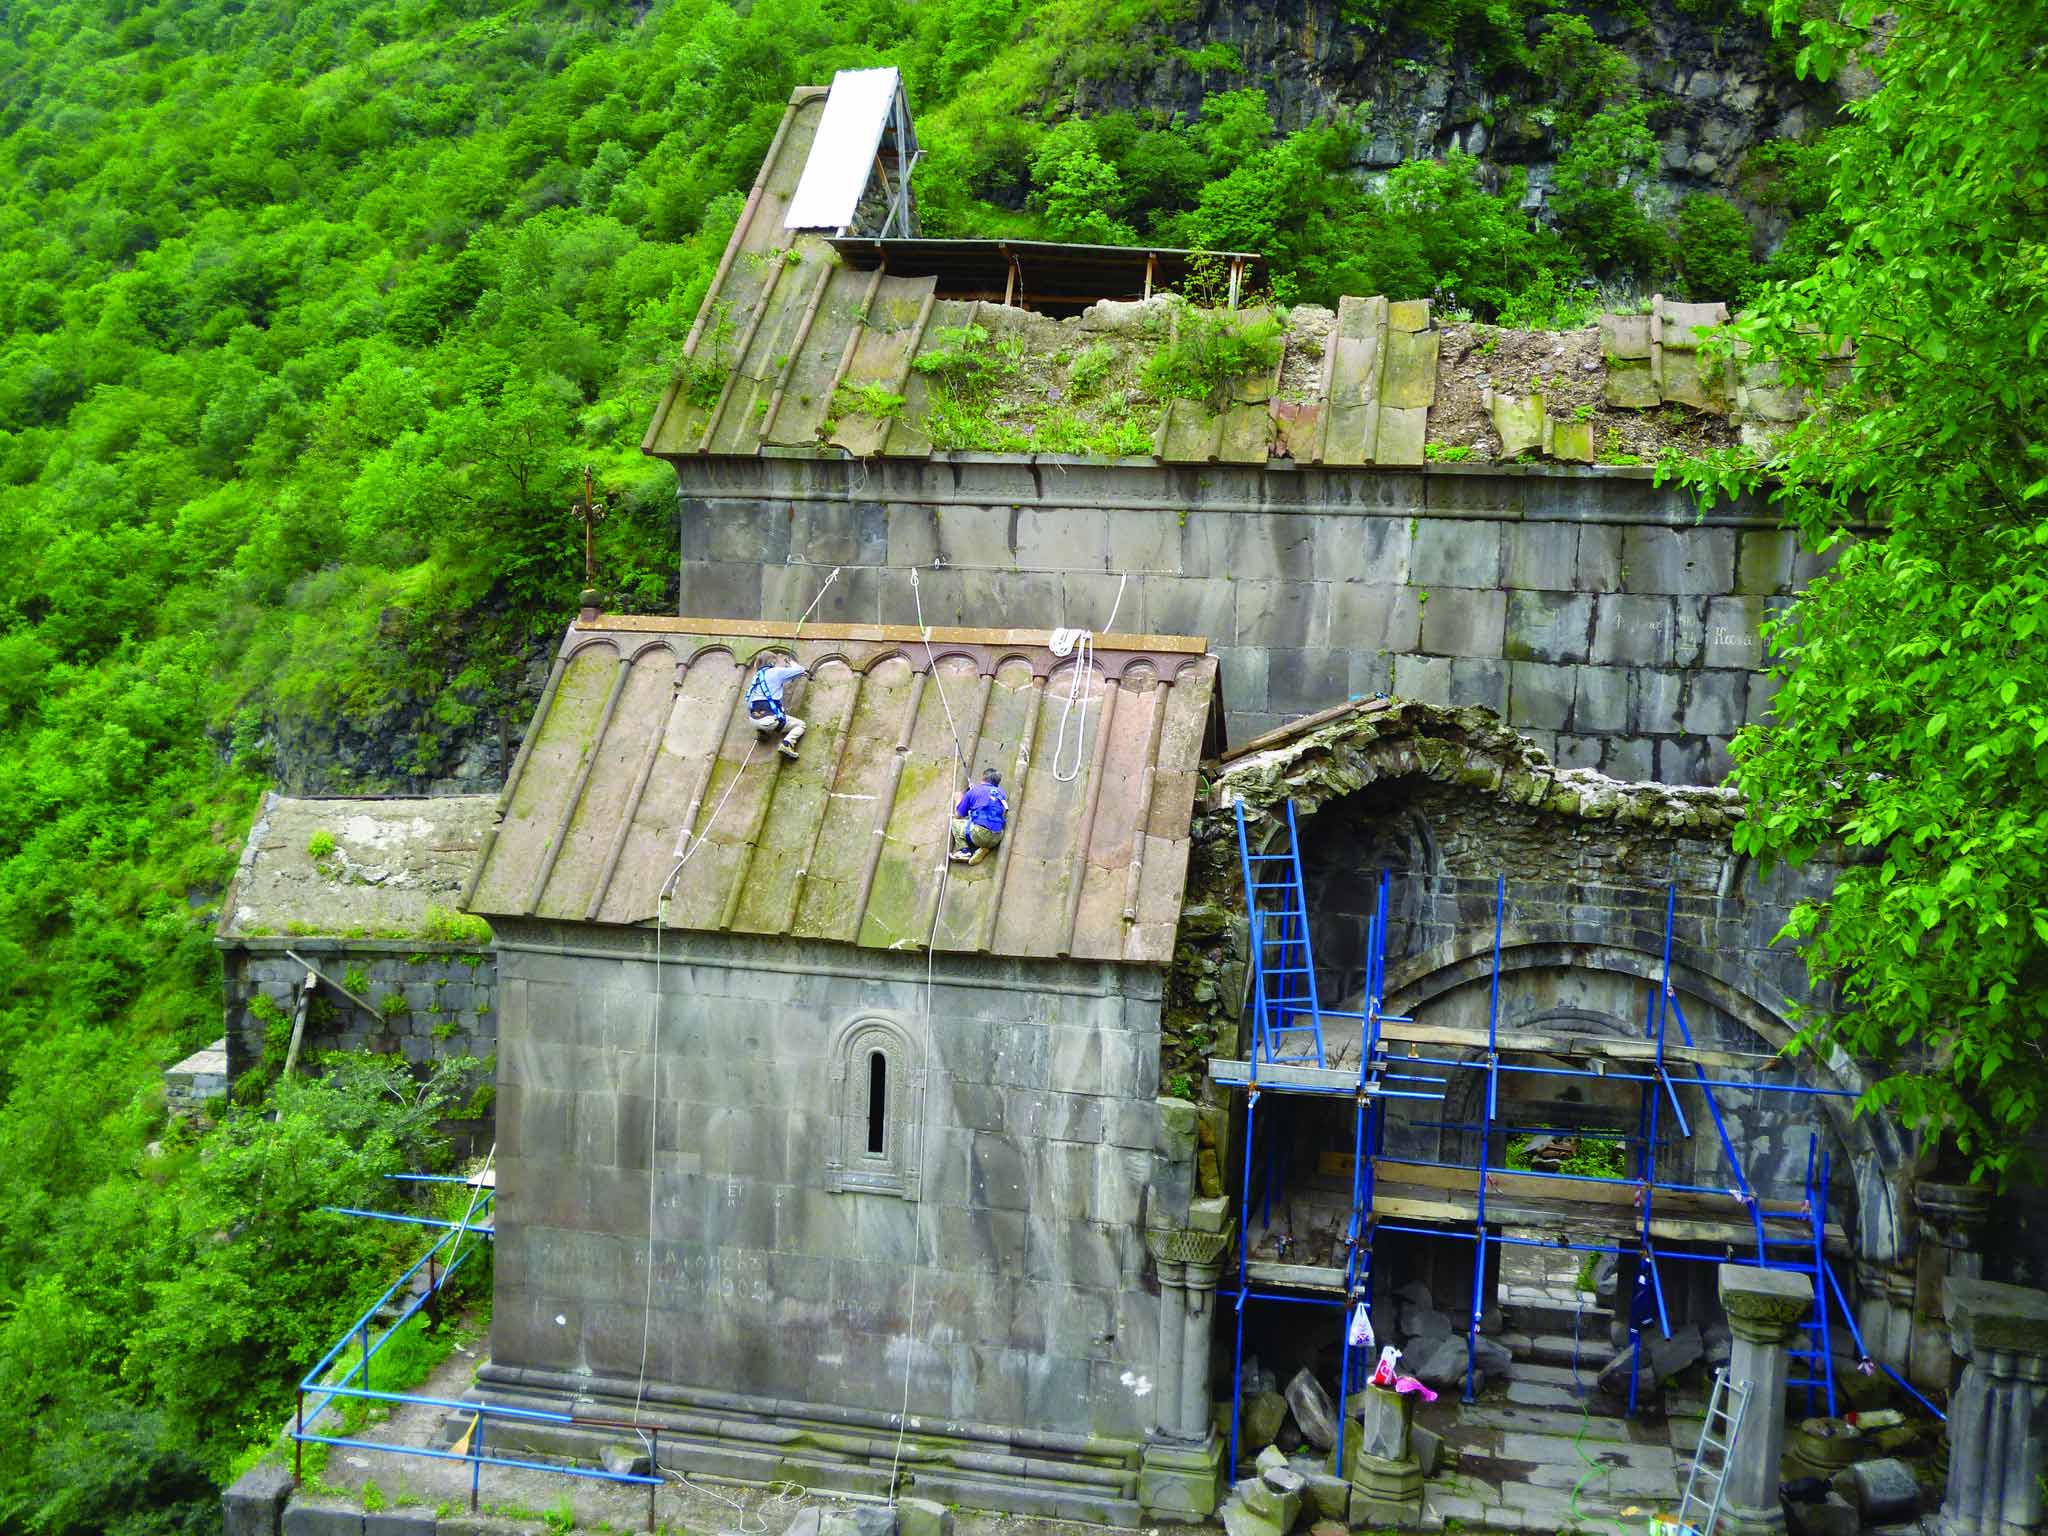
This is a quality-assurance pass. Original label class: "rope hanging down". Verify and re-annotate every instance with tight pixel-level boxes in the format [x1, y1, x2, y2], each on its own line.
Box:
[1048, 572, 1127, 783]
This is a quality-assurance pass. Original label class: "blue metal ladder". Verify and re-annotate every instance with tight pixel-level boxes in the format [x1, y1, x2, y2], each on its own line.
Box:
[1766, 1135, 1839, 1415]
[1232, 799, 1326, 1068]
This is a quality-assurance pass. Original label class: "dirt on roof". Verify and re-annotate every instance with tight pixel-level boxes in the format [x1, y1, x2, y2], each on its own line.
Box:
[1430, 321, 1741, 465]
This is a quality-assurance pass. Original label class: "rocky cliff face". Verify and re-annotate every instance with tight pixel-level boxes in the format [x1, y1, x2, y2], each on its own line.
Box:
[1077, 0, 1838, 239]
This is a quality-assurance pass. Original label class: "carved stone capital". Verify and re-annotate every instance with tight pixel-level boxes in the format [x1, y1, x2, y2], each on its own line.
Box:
[1916, 1181, 1993, 1251]
[1719, 1263, 1813, 1344]
[1944, 1277, 2048, 1376]
[1145, 1225, 1233, 1271]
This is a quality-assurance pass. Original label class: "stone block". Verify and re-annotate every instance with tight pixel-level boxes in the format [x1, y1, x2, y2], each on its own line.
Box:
[1656, 736, 1713, 785]
[1304, 1473, 1352, 1521]
[1491, 392, 1545, 458]
[1144, 577, 1236, 647]
[1571, 666, 1628, 733]
[682, 560, 764, 622]
[1683, 671, 1748, 735]
[1392, 654, 1453, 706]
[1419, 588, 1506, 657]
[1268, 649, 1352, 716]
[896, 1497, 952, 1536]
[1410, 1422, 1444, 1477]
[1736, 529, 1796, 596]
[1787, 1492, 1860, 1536]
[1327, 583, 1422, 651]
[1016, 507, 1107, 571]
[1507, 524, 1579, 591]
[1632, 669, 1685, 733]
[1219, 1497, 1289, 1536]
[1548, 417, 1595, 462]
[957, 569, 1063, 630]
[1411, 519, 1504, 589]
[1221, 515, 1318, 582]
[1576, 523, 1624, 591]
[363, 1514, 437, 1535]
[282, 1506, 365, 1536]
[1355, 1385, 1413, 1461]
[1233, 580, 1321, 648]
[1141, 1436, 1228, 1518]
[1701, 595, 1768, 670]
[1214, 646, 1269, 712]
[1313, 515, 1412, 584]
[1285, 1368, 1339, 1451]
[1837, 1459, 1920, 1522]
[1622, 525, 1736, 595]
[1347, 648, 1394, 698]
[1505, 590, 1594, 664]
[1605, 358, 1661, 408]
[1065, 571, 1143, 635]
[1449, 657, 1508, 715]
[1241, 1389, 1289, 1450]
[1508, 661, 1575, 731]
[223, 1462, 295, 1536]
[1591, 595, 1676, 665]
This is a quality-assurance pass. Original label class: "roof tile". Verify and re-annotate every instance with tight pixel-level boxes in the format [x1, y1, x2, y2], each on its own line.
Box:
[467, 618, 1218, 966]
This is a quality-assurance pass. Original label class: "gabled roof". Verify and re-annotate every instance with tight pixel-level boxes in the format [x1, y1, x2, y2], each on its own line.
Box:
[463, 615, 1221, 965]
[218, 793, 499, 942]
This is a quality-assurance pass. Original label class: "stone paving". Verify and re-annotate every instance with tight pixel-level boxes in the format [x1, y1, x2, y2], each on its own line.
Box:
[1410, 1269, 1701, 1535]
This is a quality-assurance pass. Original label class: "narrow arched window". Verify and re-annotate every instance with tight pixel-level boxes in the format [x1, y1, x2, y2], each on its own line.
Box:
[867, 1050, 888, 1155]
[827, 1016, 919, 1199]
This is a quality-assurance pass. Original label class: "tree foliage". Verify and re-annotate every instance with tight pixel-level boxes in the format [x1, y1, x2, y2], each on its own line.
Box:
[1673, 0, 2048, 1182]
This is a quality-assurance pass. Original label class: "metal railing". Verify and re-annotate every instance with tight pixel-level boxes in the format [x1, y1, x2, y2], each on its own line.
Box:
[294, 1177, 666, 1528]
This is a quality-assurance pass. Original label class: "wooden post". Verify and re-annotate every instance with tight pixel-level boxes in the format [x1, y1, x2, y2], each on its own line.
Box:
[1228, 257, 1243, 310]
[1144, 252, 1156, 300]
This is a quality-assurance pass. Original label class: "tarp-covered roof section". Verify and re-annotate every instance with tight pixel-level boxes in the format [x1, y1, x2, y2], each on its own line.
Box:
[219, 793, 498, 941]
[783, 67, 916, 235]
[464, 616, 1221, 965]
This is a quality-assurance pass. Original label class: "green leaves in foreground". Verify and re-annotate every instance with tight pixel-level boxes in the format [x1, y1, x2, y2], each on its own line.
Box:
[1673, 0, 2048, 1183]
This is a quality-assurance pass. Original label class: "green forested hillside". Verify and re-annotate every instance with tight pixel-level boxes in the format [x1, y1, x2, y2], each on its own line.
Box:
[0, 0, 2035, 1527]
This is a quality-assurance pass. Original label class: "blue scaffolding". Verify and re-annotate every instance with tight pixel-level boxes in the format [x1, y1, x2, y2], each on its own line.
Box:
[1214, 799, 1939, 1471]
[295, 1173, 667, 1527]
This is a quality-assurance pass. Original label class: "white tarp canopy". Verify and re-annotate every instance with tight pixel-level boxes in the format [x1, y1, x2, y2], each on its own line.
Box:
[784, 67, 905, 232]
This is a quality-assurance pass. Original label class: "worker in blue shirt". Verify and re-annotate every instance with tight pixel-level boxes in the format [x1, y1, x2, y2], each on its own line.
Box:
[746, 656, 810, 760]
[951, 769, 1008, 865]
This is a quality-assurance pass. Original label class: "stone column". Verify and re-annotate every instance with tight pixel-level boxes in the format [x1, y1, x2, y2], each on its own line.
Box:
[1139, 1227, 1232, 1520]
[1182, 1247, 1234, 1438]
[1718, 1263, 1814, 1536]
[1856, 1257, 1919, 1376]
[1143, 1236, 1188, 1440]
[1913, 1182, 1993, 1390]
[1937, 1278, 2048, 1536]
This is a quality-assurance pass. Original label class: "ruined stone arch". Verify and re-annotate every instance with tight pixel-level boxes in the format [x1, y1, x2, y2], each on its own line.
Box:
[1384, 938, 1909, 1264]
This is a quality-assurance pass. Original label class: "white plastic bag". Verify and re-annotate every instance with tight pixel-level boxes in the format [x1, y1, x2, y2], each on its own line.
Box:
[1347, 1303, 1375, 1349]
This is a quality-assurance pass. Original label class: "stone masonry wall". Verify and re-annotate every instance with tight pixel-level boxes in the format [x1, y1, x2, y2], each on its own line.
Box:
[220, 938, 497, 1149]
[484, 922, 1180, 1457]
[677, 456, 1829, 786]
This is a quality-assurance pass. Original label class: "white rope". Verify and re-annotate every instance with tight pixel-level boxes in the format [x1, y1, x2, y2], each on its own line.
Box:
[634, 734, 761, 1430]
[1048, 573, 1127, 783]
[440, 1142, 496, 1279]
[794, 566, 841, 633]
[883, 571, 970, 1500]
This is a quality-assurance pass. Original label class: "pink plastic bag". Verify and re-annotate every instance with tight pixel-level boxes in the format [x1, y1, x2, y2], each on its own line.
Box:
[1393, 1374, 1439, 1403]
